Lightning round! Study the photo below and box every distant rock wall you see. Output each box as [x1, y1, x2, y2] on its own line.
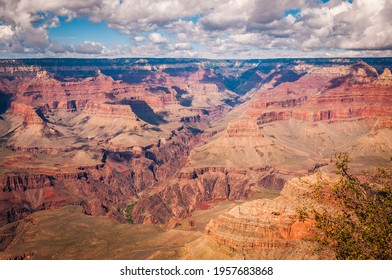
[251, 63, 392, 129]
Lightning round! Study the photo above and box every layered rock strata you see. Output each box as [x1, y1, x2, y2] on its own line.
[181, 175, 335, 259]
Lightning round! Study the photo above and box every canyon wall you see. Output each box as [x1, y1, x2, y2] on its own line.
[0, 58, 391, 230]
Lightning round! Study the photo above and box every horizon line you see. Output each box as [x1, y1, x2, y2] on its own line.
[1, 56, 392, 61]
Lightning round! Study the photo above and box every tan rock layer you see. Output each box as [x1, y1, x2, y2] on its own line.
[202, 176, 319, 253]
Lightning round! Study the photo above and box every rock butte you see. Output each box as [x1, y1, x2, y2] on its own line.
[0, 58, 391, 259]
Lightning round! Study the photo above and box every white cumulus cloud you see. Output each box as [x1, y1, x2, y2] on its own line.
[0, 0, 391, 58]
[148, 32, 167, 43]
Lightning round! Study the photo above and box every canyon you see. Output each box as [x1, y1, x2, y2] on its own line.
[0, 58, 391, 259]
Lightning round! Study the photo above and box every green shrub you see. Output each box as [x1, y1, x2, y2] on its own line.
[123, 202, 137, 224]
[303, 153, 392, 259]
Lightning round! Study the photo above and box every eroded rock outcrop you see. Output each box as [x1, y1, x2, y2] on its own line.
[132, 167, 291, 224]
[225, 118, 263, 138]
[9, 103, 46, 127]
[205, 176, 315, 248]
[181, 174, 335, 259]
[82, 101, 137, 120]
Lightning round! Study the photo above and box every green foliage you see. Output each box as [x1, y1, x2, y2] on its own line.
[122, 202, 137, 224]
[310, 153, 392, 260]
[297, 206, 309, 222]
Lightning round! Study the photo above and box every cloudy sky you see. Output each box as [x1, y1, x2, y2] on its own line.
[0, 0, 391, 58]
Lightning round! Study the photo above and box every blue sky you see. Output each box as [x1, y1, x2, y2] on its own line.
[49, 17, 129, 45]
[0, 0, 391, 58]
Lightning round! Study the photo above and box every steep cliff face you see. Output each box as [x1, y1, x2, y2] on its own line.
[81, 101, 138, 120]
[251, 62, 392, 124]
[0, 173, 78, 226]
[180, 174, 335, 259]
[8, 65, 234, 112]
[16, 70, 123, 106]
[205, 176, 315, 247]
[225, 118, 263, 138]
[132, 166, 292, 224]
[9, 103, 47, 127]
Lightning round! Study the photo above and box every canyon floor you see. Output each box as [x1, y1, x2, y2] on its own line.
[0, 58, 391, 259]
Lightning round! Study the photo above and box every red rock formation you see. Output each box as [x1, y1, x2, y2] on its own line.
[225, 118, 263, 137]
[0, 126, 208, 226]
[0, 173, 78, 226]
[82, 101, 137, 120]
[249, 62, 392, 129]
[9, 102, 46, 127]
[377, 68, 392, 85]
[132, 166, 292, 224]
[188, 83, 219, 95]
[180, 115, 201, 123]
[203, 175, 320, 252]
[15, 70, 127, 108]
[11, 69, 179, 112]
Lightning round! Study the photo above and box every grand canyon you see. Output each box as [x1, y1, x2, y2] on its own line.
[0, 57, 391, 259]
